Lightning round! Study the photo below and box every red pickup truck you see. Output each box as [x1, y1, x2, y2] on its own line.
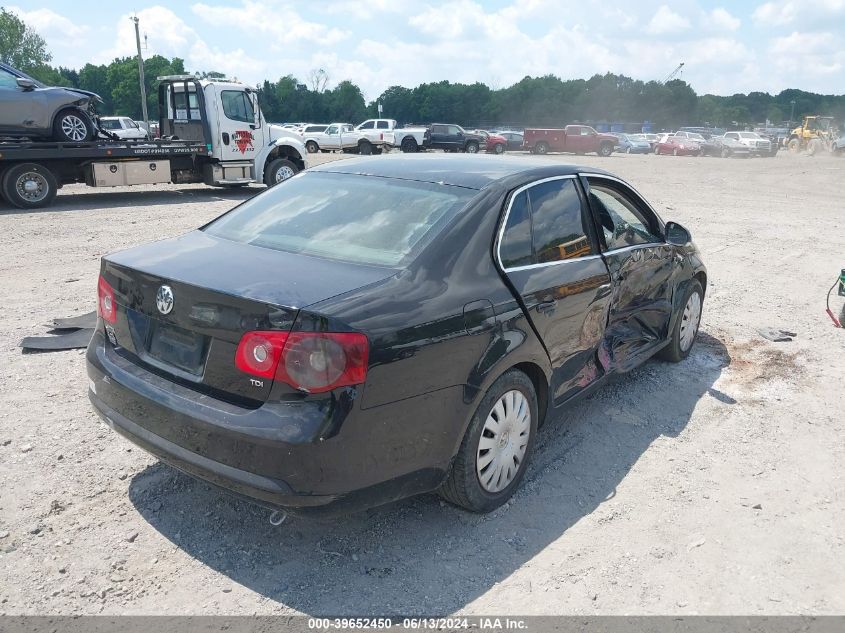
[524, 125, 616, 157]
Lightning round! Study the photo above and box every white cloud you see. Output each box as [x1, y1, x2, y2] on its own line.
[752, 0, 845, 27]
[646, 5, 691, 34]
[96, 6, 266, 83]
[767, 31, 843, 76]
[7, 6, 88, 39]
[708, 8, 741, 30]
[7, 5, 90, 67]
[191, 1, 349, 44]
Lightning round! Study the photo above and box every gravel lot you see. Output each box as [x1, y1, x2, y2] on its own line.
[1, 150, 843, 615]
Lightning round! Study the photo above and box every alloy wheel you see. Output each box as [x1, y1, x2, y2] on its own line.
[61, 114, 87, 141]
[476, 390, 531, 493]
[679, 291, 702, 352]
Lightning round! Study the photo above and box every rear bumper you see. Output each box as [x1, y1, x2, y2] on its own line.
[86, 331, 461, 516]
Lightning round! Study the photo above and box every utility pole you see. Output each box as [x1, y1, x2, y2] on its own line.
[131, 16, 149, 126]
[790, 100, 796, 124]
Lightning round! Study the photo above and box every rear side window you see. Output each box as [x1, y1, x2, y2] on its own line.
[376, 120, 389, 129]
[204, 172, 475, 267]
[499, 192, 532, 268]
[529, 179, 594, 263]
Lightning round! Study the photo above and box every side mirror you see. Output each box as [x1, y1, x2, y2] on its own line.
[665, 221, 692, 246]
[16, 77, 35, 90]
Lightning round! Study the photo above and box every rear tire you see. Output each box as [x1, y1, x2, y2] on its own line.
[401, 137, 418, 153]
[465, 141, 479, 154]
[534, 142, 549, 155]
[1, 162, 58, 209]
[263, 158, 299, 187]
[52, 108, 94, 143]
[598, 143, 613, 157]
[439, 370, 538, 513]
[358, 141, 373, 155]
[658, 279, 704, 363]
[721, 147, 731, 158]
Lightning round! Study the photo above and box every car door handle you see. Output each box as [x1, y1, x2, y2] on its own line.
[535, 300, 556, 314]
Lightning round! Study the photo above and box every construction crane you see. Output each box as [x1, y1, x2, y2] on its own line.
[661, 62, 684, 84]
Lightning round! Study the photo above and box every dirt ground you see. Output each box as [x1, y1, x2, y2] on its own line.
[0, 150, 843, 616]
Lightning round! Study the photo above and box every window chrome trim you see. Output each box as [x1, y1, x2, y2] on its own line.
[495, 175, 586, 273]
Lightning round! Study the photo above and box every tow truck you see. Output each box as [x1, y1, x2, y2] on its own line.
[0, 75, 309, 209]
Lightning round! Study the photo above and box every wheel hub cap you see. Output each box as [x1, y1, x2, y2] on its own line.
[476, 390, 530, 493]
[275, 167, 294, 182]
[17, 173, 48, 202]
[679, 291, 702, 352]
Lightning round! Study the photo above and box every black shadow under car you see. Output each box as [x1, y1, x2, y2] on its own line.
[87, 155, 706, 517]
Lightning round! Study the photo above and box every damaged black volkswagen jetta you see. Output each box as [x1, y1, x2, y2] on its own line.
[87, 154, 706, 517]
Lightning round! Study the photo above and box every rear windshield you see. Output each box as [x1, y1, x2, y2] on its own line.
[204, 172, 475, 267]
[100, 119, 121, 130]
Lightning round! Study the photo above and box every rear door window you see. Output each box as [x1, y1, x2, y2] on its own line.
[376, 120, 389, 129]
[528, 179, 594, 262]
[499, 178, 595, 269]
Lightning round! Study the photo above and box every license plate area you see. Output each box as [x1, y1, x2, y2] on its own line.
[146, 320, 207, 376]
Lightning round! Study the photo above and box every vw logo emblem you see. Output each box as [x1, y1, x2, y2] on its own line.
[156, 285, 174, 315]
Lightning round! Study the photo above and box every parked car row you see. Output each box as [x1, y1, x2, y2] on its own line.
[628, 129, 778, 158]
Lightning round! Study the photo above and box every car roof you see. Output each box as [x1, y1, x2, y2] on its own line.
[308, 154, 612, 190]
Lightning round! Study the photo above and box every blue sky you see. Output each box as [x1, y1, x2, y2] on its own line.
[10, 0, 845, 100]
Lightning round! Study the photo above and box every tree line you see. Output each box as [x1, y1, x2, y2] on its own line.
[3, 7, 844, 130]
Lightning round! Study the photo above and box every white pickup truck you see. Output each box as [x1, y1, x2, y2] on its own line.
[301, 119, 393, 155]
[383, 126, 429, 153]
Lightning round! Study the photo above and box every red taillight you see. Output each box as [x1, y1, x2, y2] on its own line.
[235, 331, 290, 379]
[235, 331, 369, 394]
[97, 275, 116, 324]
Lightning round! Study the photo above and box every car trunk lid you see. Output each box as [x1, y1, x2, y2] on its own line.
[101, 230, 395, 406]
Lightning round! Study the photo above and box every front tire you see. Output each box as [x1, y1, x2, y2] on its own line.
[305, 141, 318, 153]
[263, 158, 299, 187]
[53, 108, 94, 143]
[658, 279, 704, 362]
[440, 370, 538, 513]
[494, 143, 504, 154]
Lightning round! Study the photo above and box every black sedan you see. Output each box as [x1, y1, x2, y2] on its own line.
[87, 155, 706, 517]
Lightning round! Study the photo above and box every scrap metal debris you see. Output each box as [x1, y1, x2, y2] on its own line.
[757, 328, 797, 342]
[21, 310, 96, 352]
